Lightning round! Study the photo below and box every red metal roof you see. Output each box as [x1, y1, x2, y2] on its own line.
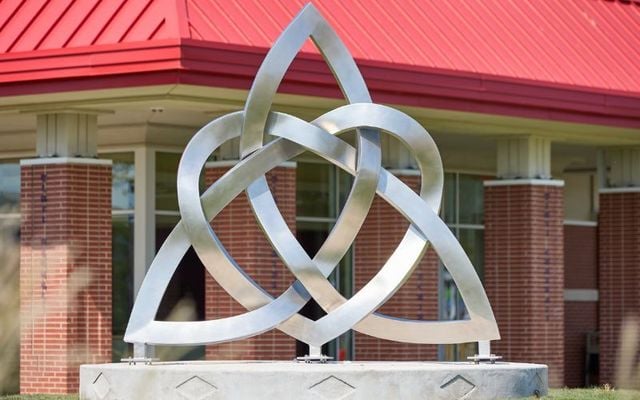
[183, 0, 640, 96]
[1, 0, 640, 128]
[0, 0, 180, 51]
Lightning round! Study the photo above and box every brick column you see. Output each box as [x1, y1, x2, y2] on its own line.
[598, 189, 640, 385]
[204, 162, 296, 360]
[563, 223, 599, 388]
[598, 148, 640, 386]
[484, 180, 565, 387]
[353, 173, 439, 360]
[20, 158, 112, 394]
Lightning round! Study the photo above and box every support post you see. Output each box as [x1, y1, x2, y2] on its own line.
[598, 147, 640, 386]
[484, 136, 565, 386]
[20, 112, 112, 394]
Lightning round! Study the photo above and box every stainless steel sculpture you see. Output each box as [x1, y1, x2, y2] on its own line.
[124, 4, 500, 351]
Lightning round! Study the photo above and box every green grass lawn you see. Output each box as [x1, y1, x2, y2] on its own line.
[3, 388, 640, 399]
[0, 396, 77, 400]
[542, 389, 640, 400]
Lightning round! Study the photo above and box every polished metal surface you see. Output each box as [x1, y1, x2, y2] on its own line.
[124, 3, 500, 349]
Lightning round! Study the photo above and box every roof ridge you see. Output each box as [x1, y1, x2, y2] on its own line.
[169, 0, 191, 39]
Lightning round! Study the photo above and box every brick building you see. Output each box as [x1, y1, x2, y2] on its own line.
[0, 0, 639, 394]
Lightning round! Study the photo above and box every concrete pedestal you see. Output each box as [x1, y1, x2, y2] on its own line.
[80, 361, 547, 400]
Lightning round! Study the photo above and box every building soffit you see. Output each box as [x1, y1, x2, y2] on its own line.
[1, 85, 640, 152]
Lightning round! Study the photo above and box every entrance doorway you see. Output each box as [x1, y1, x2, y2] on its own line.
[295, 160, 354, 360]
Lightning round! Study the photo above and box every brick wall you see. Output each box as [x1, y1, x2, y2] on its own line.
[20, 161, 112, 394]
[598, 192, 640, 385]
[564, 224, 599, 387]
[204, 165, 297, 360]
[565, 301, 598, 387]
[484, 183, 565, 387]
[564, 225, 598, 290]
[353, 174, 439, 360]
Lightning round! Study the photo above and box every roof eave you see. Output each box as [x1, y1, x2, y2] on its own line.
[1, 39, 640, 129]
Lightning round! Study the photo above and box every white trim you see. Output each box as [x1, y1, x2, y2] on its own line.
[205, 160, 238, 168]
[296, 216, 336, 223]
[155, 210, 180, 217]
[453, 223, 485, 230]
[564, 220, 598, 227]
[19, 107, 113, 115]
[99, 145, 145, 154]
[0, 151, 36, 160]
[112, 209, 135, 216]
[388, 168, 420, 176]
[144, 145, 185, 153]
[564, 289, 599, 302]
[443, 168, 495, 177]
[205, 160, 296, 169]
[20, 157, 112, 166]
[599, 187, 640, 194]
[0, 213, 20, 219]
[483, 179, 564, 187]
[133, 147, 155, 297]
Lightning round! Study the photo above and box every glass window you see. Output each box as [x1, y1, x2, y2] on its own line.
[101, 152, 136, 361]
[0, 158, 20, 393]
[296, 161, 353, 360]
[443, 172, 456, 224]
[154, 152, 207, 360]
[458, 174, 484, 225]
[0, 160, 20, 213]
[156, 152, 181, 211]
[459, 229, 484, 283]
[439, 172, 487, 361]
[111, 214, 134, 361]
[297, 220, 334, 257]
[296, 162, 337, 218]
[155, 214, 205, 361]
[110, 153, 135, 211]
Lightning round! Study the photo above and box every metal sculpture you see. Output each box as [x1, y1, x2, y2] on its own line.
[124, 4, 500, 352]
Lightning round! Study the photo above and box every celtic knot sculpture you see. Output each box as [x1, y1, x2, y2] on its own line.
[125, 4, 500, 349]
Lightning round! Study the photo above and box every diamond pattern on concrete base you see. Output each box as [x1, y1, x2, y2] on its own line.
[528, 371, 545, 397]
[92, 373, 110, 400]
[440, 374, 476, 399]
[308, 375, 355, 399]
[175, 376, 218, 400]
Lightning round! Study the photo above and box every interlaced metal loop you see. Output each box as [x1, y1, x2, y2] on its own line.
[125, 4, 499, 347]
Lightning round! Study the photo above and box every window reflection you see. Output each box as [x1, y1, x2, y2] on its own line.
[0, 160, 20, 212]
[296, 161, 353, 361]
[439, 173, 487, 361]
[296, 162, 337, 218]
[154, 156, 205, 361]
[111, 214, 134, 361]
[0, 158, 20, 394]
[459, 174, 484, 225]
[101, 152, 136, 361]
[111, 153, 135, 210]
[156, 152, 181, 211]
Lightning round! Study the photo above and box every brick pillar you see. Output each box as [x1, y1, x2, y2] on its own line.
[598, 190, 640, 385]
[20, 158, 112, 394]
[204, 162, 296, 360]
[353, 173, 439, 360]
[484, 181, 565, 387]
[563, 223, 599, 388]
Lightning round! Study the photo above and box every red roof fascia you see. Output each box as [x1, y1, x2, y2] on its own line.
[179, 40, 640, 129]
[0, 39, 182, 85]
[1, 39, 640, 130]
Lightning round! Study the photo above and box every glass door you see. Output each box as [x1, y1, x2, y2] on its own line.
[295, 160, 354, 360]
[439, 172, 486, 361]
